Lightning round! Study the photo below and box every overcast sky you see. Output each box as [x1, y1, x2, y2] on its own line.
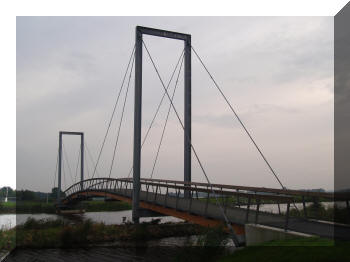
[15, 16, 333, 192]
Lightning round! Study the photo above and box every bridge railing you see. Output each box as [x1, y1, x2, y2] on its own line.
[139, 178, 350, 220]
[62, 177, 295, 229]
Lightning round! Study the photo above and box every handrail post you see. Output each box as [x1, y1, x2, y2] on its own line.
[188, 187, 193, 212]
[245, 197, 251, 222]
[153, 184, 159, 204]
[302, 196, 307, 218]
[285, 202, 290, 231]
[164, 185, 169, 207]
[175, 189, 180, 210]
[204, 190, 210, 217]
[146, 184, 150, 202]
[255, 198, 260, 224]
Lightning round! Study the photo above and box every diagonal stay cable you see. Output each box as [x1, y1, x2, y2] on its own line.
[74, 147, 81, 184]
[150, 55, 184, 179]
[126, 50, 185, 178]
[191, 46, 302, 213]
[191, 46, 285, 189]
[84, 147, 91, 180]
[85, 141, 100, 178]
[62, 152, 67, 191]
[62, 142, 74, 185]
[109, 55, 135, 178]
[142, 40, 240, 246]
[92, 45, 136, 179]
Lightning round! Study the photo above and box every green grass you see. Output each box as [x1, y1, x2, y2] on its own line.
[0, 227, 16, 251]
[174, 226, 230, 262]
[219, 238, 350, 262]
[260, 237, 334, 246]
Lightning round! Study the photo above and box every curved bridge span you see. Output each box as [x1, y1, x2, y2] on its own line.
[61, 178, 350, 244]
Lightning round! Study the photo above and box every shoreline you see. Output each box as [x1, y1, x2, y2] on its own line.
[0, 218, 205, 251]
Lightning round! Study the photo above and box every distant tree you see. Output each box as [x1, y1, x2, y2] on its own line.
[16, 190, 36, 201]
[0, 187, 15, 198]
[50, 187, 65, 200]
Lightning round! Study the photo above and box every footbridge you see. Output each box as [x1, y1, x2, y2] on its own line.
[61, 177, 350, 245]
[53, 26, 350, 246]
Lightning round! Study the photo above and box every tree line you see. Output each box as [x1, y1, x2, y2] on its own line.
[0, 187, 65, 201]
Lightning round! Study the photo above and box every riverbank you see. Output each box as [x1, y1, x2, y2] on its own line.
[2, 218, 350, 261]
[0, 218, 204, 251]
[0, 200, 131, 214]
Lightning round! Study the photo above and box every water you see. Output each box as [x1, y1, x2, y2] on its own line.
[0, 210, 183, 230]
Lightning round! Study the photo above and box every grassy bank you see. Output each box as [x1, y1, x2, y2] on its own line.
[0, 200, 131, 214]
[288, 203, 350, 224]
[174, 237, 350, 262]
[2, 219, 349, 262]
[0, 218, 204, 251]
[218, 238, 350, 262]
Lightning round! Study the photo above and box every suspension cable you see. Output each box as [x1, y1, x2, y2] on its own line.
[92, 45, 136, 179]
[109, 54, 135, 178]
[150, 55, 184, 179]
[142, 40, 240, 245]
[126, 50, 185, 178]
[191, 46, 285, 189]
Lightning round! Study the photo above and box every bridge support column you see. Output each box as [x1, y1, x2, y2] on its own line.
[132, 27, 143, 224]
[132, 26, 192, 222]
[184, 34, 192, 199]
[80, 133, 84, 191]
[57, 132, 63, 205]
[56, 131, 84, 206]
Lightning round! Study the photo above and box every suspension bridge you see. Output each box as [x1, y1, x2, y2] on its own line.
[53, 26, 350, 246]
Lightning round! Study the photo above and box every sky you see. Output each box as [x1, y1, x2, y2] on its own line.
[15, 16, 334, 192]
